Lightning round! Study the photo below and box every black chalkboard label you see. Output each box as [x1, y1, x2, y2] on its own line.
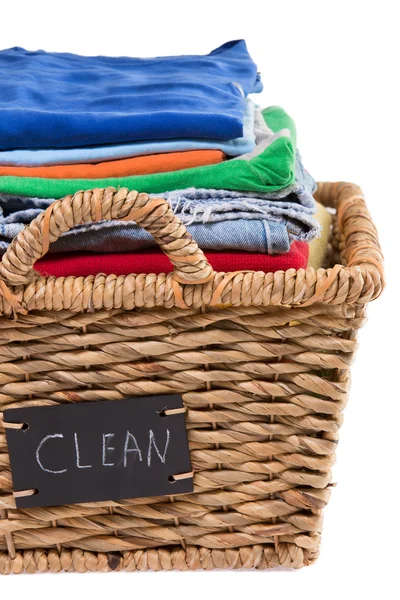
[4, 395, 193, 508]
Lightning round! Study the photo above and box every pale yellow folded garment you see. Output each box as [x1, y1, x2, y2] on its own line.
[308, 202, 333, 269]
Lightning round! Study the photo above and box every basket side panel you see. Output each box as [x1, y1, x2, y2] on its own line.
[0, 300, 365, 573]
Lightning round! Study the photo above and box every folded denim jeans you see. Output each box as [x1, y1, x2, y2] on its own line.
[0, 153, 318, 255]
[0, 211, 314, 255]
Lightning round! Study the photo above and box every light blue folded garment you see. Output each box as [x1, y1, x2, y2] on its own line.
[0, 100, 257, 166]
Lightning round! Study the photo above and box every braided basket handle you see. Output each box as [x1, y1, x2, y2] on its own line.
[0, 187, 214, 287]
[314, 181, 384, 283]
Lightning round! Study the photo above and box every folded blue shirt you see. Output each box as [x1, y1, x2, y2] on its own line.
[0, 100, 256, 166]
[0, 40, 262, 150]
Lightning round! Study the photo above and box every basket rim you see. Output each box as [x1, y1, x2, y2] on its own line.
[0, 182, 384, 316]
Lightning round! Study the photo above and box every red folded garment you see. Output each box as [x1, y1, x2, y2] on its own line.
[36, 242, 309, 277]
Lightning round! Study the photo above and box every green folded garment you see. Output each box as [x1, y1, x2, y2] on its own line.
[0, 107, 296, 199]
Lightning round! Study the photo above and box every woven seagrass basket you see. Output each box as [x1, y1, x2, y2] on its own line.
[0, 181, 384, 574]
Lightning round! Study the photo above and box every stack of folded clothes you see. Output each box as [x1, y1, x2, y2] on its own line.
[0, 41, 331, 277]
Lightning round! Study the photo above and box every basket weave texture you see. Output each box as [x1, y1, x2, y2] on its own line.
[0, 182, 384, 573]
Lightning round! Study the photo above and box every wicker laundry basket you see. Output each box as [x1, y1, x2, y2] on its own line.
[0, 181, 384, 574]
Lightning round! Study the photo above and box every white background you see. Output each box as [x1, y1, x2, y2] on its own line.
[2, 0, 399, 597]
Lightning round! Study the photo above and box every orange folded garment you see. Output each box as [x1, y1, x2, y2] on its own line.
[0, 149, 225, 179]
